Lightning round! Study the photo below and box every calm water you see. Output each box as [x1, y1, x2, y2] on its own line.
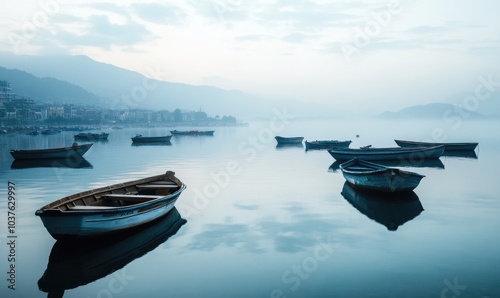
[1, 118, 499, 298]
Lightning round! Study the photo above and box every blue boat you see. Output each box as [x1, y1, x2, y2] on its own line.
[305, 140, 351, 150]
[35, 171, 186, 240]
[131, 134, 172, 143]
[339, 158, 425, 192]
[328, 145, 445, 161]
[275, 136, 304, 145]
[394, 139, 478, 151]
[10, 143, 93, 160]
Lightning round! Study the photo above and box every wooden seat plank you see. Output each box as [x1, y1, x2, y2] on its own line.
[104, 194, 163, 200]
[136, 184, 178, 189]
[69, 205, 119, 210]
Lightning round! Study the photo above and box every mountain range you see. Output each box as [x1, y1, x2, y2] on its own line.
[0, 52, 498, 119]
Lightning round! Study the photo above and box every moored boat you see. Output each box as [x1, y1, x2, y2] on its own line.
[305, 140, 352, 150]
[275, 136, 304, 144]
[328, 145, 444, 161]
[394, 139, 478, 151]
[10, 143, 93, 160]
[170, 130, 214, 136]
[35, 171, 186, 240]
[74, 132, 109, 141]
[131, 134, 172, 143]
[339, 158, 425, 192]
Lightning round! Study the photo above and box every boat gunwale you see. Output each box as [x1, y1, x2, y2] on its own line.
[340, 159, 425, 178]
[329, 145, 444, 155]
[35, 172, 185, 215]
[10, 143, 93, 154]
[394, 139, 478, 150]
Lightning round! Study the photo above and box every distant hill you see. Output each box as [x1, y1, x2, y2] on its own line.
[378, 103, 490, 119]
[0, 53, 265, 118]
[0, 67, 101, 105]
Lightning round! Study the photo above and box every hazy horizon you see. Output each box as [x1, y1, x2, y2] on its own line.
[1, 1, 500, 115]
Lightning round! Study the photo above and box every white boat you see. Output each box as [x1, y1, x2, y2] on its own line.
[35, 171, 186, 240]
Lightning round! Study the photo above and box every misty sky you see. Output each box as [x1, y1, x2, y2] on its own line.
[1, 0, 499, 113]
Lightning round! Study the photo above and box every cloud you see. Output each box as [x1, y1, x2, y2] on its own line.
[45, 13, 155, 49]
[131, 3, 187, 25]
[406, 25, 449, 34]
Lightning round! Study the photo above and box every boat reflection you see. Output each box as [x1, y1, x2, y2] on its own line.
[442, 150, 478, 159]
[329, 158, 444, 172]
[276, 143, 304, 150]
[11, 157, 93, 169]
[38, 208, 187, 298]
[340, 183, 424, 231]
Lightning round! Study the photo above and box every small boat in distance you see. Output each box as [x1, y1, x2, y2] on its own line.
[131, 134, 172, 143]
[41, 129, 61, 135]
[74, 132, 109, 141]
[275, 136, 304, 145]
[305, 140, 352, 151]
[10, 143, 93, 160]
[35, 171, 186, 240]
[394, 139, 478, 151]
[328, 145, 444, 161]
[339, 158, 425, 192]
[170, 130, 214, 136]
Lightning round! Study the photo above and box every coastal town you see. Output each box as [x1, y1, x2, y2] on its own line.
[0, 80, 243, 133]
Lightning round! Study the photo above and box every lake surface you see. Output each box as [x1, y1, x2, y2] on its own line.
[1, 118, 499, 298]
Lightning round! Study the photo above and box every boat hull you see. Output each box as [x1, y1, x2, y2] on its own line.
[305, 140, 351, 150]
[328, 145, 444, 161]
[340, 159, 425, 192]
[37, 193, 182, 240]
[9, 143, 93, 160]
[170, 130, 214, 136]
[394, 139, 478, 151]
[131, 135, 172, 143]
[275, 136, 304, 144]
[74, 133, 109, 140]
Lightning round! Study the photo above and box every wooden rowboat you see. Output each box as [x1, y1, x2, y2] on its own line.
[35, 171, 186, 240]
[170, 130, 214, 136]
[131, 134, 172, 143]
[275, 136, 304, 144]
[74, 132, 109, 141]
[394, 139, 478, 151]
[305, 140, 352, 151]
[10, 143, 93, 160]
[339, 158, 425, 192]
[328, 145, 444, 161]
